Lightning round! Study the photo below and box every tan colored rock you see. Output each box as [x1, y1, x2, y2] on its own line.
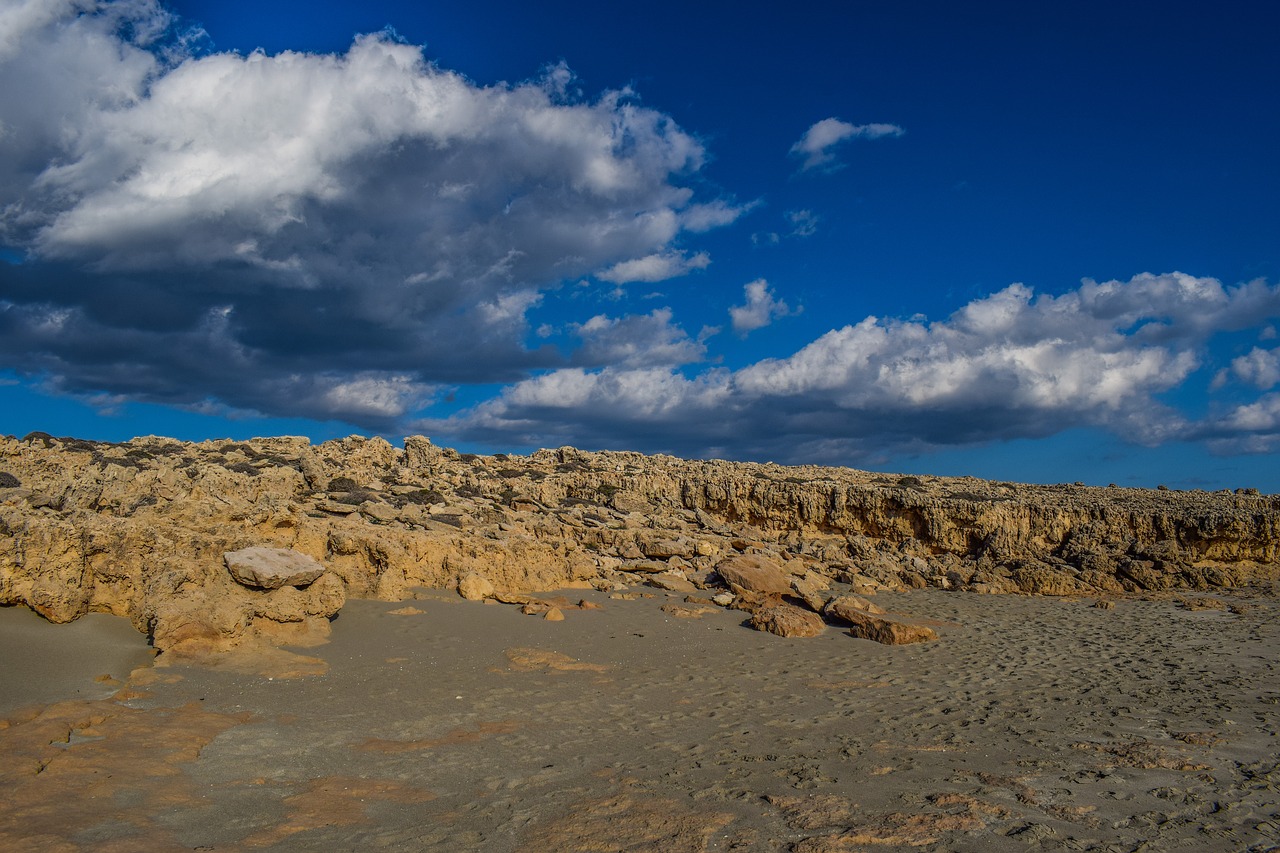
[457, 573, 495, 601]
[844, 611, 938, 645]
[693, 539, 721, 558]
[715, 554, 792, 595]
[647, 574, 698, 592]
[544, 607, 565, 621]
[750, 603, 826, 638]
[790, 577, 830, 612]
[824, 594, 887, 621]
[624, 561, 672, 574]
[661, 603, 717, 619]
[224, 547, 325, 590]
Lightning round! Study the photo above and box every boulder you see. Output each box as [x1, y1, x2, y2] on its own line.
[749, 603, 826, 638]
[823, 594, 887, 621]
[844, 610, 937, 645]
[457, 573, 496, 600]
[715, 554, 792, 595]
[224, 547, 325, 590]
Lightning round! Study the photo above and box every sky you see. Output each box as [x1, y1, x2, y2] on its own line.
[1, 0, 1278, 491]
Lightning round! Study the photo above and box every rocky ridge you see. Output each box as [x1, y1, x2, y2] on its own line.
[1, 432, 1277, 655]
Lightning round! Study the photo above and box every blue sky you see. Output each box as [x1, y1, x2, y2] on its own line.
[1, 0, 1278, 490]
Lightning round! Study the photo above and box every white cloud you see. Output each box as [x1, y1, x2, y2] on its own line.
[570, 307, 705, 367]
[432, 273, 1280, 462]
[680, 198, 757, 233]
[321, 374, 432, 419]
[1227, 347, 1280, 390]
[729, 279, 799, 335]
[596, 250, 710, 284]
[1202, 393, 1280, 455]
[786, 209, 819, 237]
[0, 2, 737, 426]
[790, 117, 903, 171]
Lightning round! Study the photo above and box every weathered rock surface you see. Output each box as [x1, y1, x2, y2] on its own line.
[1, 431, 1277, 654]
[456, 573, 495, 601]
[749, 603, 826, 638]
[715, 554, 793, 595]
[844, 611, 939, 645]
[824, 594, 887, 620]
[224, 546, 325, 590]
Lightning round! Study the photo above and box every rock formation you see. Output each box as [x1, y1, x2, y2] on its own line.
[1, 431, 1277, 653]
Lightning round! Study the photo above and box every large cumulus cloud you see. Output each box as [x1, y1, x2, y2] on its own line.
[0, 0, 739, 426]
[427, 273, 1280, 462]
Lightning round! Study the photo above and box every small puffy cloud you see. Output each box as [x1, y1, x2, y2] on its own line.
[786, 209, 819, 237]
[570, 307, 705, 368]
[1200, 393, 1280, 455]
[596, 250, 710, 284]
[434, 273, 1280, 463]
[753, 210, 818, 246]
[729, 279, 799, 336]
[1226, 347, 1280, 390]
[790, 117, 903, 172]
[680, 198, 757, 233]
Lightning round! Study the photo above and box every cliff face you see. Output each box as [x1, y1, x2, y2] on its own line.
[1, 432, 1277, 650]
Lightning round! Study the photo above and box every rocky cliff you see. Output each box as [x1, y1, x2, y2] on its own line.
[1, 432, 1277, 653]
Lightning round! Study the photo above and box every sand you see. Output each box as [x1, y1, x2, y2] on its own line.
[2, 586, 1278, 851]
[0, 606, 156, 715]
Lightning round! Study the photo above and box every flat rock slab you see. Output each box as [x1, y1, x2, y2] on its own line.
[844, 610, 938, 645]
[224, 546, 325, 590]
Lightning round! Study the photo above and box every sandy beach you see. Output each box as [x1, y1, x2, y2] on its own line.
[3, 583, 1278, 852]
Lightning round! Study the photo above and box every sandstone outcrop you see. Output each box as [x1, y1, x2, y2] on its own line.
[1, 431, 1277, 654]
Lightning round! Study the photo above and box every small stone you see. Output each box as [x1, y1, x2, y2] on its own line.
[712, 592, 735, 607]
[358, 500, 399, 523]
[544, 607, 565, 621]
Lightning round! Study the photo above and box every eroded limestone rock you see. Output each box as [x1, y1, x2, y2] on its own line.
[1, 432, 1276, 660]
